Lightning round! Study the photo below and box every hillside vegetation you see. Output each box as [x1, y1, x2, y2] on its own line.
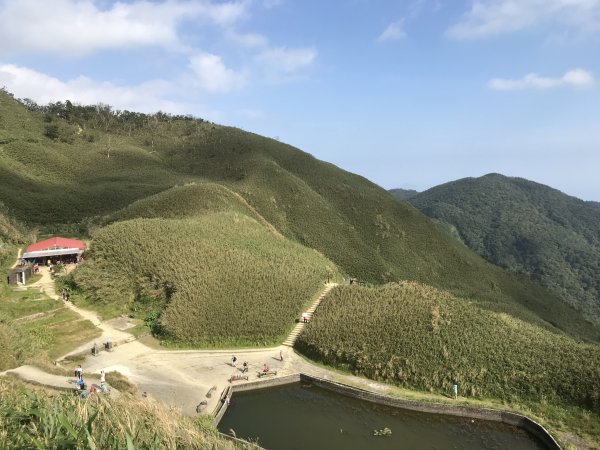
[72, 213, 335, 347]
[0, 90, 599, 344]
[406, 174, 600, 323]
[297, 282, 600, 411]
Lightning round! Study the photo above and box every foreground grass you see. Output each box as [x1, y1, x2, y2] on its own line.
[0, 378, 243, 449]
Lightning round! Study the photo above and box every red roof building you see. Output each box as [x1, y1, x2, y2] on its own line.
[26, 237, 86, 253]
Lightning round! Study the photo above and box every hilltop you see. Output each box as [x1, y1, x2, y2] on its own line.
[404, 174, 600, 324]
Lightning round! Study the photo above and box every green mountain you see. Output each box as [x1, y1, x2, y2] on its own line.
[405, 173, 600, 323]
[389, 188, 419, 200]
[0, 91, 599, 344]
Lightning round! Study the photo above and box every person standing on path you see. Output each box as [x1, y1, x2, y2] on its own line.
[100, 370, 105, 384]
[231, 356, 237, 368]
[302, 312, 308, 323]
[279, 350, 283, 362]
[75, 365, 83, 379]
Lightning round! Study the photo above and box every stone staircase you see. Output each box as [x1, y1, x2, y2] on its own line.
[282, 282, 337, 347]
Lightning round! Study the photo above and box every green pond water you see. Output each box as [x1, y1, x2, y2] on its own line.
[217, 383, 548, 450]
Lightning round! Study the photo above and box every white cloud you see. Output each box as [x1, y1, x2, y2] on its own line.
[189, 52, 247, 93]
[448, 0, 600, 39]
[488, 68, 595, 90]
[255, 47, 317, 76]
[378, 20, 407, 42]
[0, 63, 187, 113]
[0, 0, 250, 56]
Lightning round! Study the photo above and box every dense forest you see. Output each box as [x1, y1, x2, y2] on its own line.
[404, 174, 600, 324]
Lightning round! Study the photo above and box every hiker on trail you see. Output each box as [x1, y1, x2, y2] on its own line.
[453, 384, 458, 400]
[100, 370, 105, 383]
[231, 356, 237, 368]
[75, 365, 83, 379]
[242, 361, 248, 373]
[302, 312, 308, 323]
[263, 363, 269, 373]
[279, 350, 283, 362]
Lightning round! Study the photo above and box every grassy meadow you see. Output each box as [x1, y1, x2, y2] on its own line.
[0, 284, 101, 368]
[297, 282, 600, 411]
[72, 213, 336, 347]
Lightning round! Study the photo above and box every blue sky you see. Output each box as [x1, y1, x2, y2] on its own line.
[1, 0, 599, 200]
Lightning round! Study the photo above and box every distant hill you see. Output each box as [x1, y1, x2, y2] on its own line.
[1, 90, 599, 345]
[389, 188, 419, 200]
[407, 173, 600, 323]
[587, 201, 600, 209]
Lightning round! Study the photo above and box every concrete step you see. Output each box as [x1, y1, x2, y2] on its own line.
[281, 282, 338, 347]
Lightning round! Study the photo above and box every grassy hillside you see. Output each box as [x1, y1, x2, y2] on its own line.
[297, 282, 600, 411]
[0, 91, 187, 228]
[72, 213, 335, 347]
[407, 173, 600, 323]
[1, 91, 599, 345]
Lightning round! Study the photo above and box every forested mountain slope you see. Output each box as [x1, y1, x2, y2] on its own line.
[406, 174, 600, 323]
[389, 188, 419, 200]
[0, 90, 598, 342]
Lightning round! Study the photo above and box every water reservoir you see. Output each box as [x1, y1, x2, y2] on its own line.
[218, 382, 550, 450]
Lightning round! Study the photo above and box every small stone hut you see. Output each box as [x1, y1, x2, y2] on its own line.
[8, 266, 32, 285]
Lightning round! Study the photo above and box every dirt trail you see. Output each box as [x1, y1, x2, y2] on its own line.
[13, 266, 136, 358]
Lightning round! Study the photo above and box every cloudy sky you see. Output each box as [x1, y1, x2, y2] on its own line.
[1, 0, 599, 200]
